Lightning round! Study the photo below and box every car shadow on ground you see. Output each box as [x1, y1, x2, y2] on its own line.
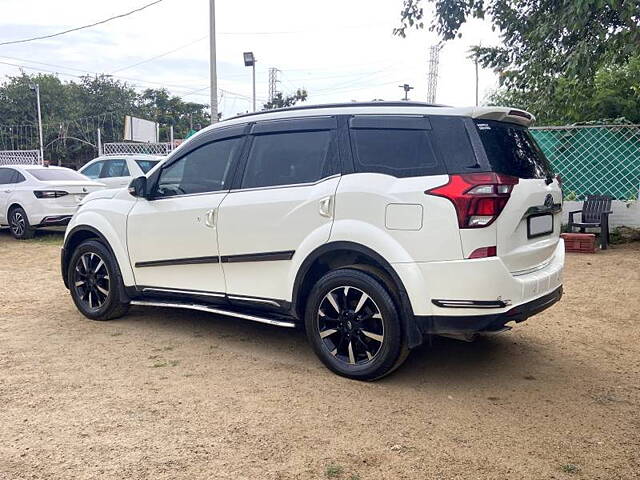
[121, 304, 555, 388]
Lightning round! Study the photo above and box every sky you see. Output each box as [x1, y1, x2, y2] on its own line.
[0, 0, 502, 120]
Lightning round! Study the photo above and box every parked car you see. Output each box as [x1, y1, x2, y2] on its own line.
[0, 165, 105, 239]
[61, 102, 564, 380]
[78, 155, 163, 189]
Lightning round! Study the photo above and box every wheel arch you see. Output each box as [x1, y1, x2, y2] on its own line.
[62, 225, 130, 304]
[291, 241, 423, 349]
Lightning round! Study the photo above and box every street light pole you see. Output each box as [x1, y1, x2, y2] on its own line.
[243, 52, 257, 112]
[252, 62, 256, 112]
[209, 0, 218, 123]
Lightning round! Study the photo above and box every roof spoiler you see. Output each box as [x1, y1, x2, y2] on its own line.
[471, 107, 536, 127]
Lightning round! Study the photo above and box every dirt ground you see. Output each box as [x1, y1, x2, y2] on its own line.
[0, 229, 639, 480]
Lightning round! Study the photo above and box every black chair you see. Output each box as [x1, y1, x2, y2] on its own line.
[567, 195, 613, 249]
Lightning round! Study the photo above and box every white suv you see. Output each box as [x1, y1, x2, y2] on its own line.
[61, 102, 564, 380]
[79, 155, 163, 189]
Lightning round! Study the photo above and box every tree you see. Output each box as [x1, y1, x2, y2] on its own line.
[489, 54, 640, 125]
[0, 73, 210, 167]
[395, 0, 640, 93]
[262, 88, 308, 110]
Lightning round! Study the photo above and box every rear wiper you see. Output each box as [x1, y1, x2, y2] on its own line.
[544, 174, 553, 185]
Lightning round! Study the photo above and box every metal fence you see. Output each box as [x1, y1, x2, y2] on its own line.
[103, 142, 172, 156]
[531, 125, 640, 200]
[0, 150, 42, 165]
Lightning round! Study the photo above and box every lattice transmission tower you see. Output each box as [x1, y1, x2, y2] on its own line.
[268, 68, 281, 103]
[426, 45, 442, 104]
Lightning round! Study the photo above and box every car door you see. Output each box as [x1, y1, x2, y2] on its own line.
[126, 125, 246, 297]
[99, 158, 131, 188]
[0, 167, 16, 223]
[216, 116, 342, 307]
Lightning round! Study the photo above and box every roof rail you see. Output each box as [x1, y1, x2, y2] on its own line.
[223, 101, 450, 122]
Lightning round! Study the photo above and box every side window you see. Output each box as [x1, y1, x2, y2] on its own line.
[81, 161, 104, 179]
[350, 128, 441, 178]
[100, 159, 129, 178]
[241, 130, 338, 189]
[155, 137, 241, 197]
[0, 168, 14, 184]
[12, 171, 26, 183]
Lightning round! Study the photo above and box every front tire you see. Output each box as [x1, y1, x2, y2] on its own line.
[304, 268, 408, 381]
[9, 206, 35, 240]
[68, 239, 129, 321]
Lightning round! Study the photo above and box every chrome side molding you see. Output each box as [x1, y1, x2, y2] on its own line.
[130, 300, 296, 328]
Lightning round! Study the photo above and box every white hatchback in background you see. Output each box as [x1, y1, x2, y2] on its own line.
[0, 165, 104, 239]
[79, 155, 163, 189]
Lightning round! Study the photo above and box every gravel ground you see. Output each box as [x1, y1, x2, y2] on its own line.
[1, 229, 639, 480]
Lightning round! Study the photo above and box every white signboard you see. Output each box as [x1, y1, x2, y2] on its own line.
[123, 115, 158, 143]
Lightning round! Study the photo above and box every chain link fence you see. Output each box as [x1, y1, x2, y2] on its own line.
[531, 125, 640, 200]
[103, 142, 172, 156]
[0, 150, 42, 165]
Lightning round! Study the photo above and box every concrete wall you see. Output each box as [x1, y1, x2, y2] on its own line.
[561, 200, 640, 228]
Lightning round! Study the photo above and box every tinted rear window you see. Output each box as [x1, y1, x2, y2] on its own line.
[351, 128, 442, 178]
[136, 159, 160, 173]
[475, 120, 553, 179]
[28, 169, 88, 181]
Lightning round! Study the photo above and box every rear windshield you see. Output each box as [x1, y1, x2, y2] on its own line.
[136, 159, 160, 173]
[475, 120, 553, 179]
[28, 168, 89, 182]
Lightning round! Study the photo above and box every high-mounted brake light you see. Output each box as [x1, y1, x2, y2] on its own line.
[425, 173, 519, 228]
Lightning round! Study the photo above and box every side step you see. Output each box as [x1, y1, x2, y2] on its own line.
[130, 300, 297, 328]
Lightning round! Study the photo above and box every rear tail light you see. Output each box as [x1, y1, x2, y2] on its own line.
[425, 173, 519, 228]
[34, 190, 68, 199]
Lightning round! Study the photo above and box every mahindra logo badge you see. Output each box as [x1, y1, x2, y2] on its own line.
[82, 187, 87, 193]
[544, 194, 554, 208]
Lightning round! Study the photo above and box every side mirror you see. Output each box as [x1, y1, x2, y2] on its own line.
[128, 176, 148, 198]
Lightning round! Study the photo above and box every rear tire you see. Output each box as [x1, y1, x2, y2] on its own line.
[68, 239, 129, 321]
[9, 206, 35, 240]
[304, 268, 409, 381]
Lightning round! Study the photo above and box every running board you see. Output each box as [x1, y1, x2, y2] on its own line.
[130, 300, 297, 328]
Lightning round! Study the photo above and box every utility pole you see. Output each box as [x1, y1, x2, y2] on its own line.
[474, 55, 479, 106]
[29, 83, 44, 165]
[209, 0, 218, 123]
[268, 67, 280, 103]
[399, 83, 414, 101]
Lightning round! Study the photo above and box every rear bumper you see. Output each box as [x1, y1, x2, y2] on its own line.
[416, 285, 563, 335]
[393, 240, 564, 317]
[37, 215, 73, 227]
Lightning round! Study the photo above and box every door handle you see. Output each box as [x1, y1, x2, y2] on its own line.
[204, 208, 217, 228]
[319, 195, 333, 218]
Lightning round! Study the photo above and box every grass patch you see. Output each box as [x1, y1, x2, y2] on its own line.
[152, 361, 168, 368]
[561, 463, 579, 474]
[25, 232, 64, 246]
[325, 464, 343, 478]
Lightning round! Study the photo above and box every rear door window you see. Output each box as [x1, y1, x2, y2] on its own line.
[100, 159, 130, 178]
[241, 129, 339, 189]
[474, 119, 553, 179]
[349, 115, 444, 178]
